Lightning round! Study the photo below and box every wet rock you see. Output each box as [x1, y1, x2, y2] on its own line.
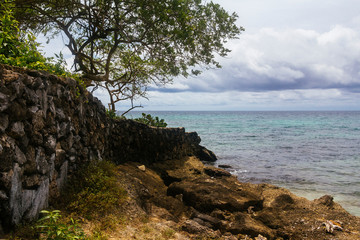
[218, 164, 232, 169]
[196, 145, 217, 162]
[204, 166, 232, 177]
[314, 195, 334, 207]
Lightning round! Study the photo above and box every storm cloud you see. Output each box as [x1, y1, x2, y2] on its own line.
[152, 25, 360, 94]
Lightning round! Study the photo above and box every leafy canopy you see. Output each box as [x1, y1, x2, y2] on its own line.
[13, 0, 244, 112]
[0, 0, 69, 76]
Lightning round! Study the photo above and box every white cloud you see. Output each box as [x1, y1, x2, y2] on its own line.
[164, 25, 360, 94]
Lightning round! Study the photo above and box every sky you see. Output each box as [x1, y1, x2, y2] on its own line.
[42, 0, 360, 111]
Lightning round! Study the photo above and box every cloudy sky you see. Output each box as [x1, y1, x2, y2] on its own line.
[44, 0, 360, 111]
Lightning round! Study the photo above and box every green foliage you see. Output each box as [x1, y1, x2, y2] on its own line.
[134, 113, 168, 127]
[0, 1, 85, 92]
[161, 228, 176, 238]
[13, 0, 243, 111]
[65, 160, 127, 220]
[36, 210, 87, 240]
[105, 109, 125, 120]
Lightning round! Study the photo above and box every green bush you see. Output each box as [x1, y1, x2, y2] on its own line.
[134, 113, 167, 127]
[36, 210, 87, 240]
[0, 1, 83, 86]
[65, 160, 127, 220]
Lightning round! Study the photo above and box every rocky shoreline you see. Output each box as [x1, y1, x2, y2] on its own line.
[1, 64, 360, 239]
[114, 156, 360, 240]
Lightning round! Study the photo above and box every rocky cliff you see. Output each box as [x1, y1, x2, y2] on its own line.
[0, 64, 211, 234]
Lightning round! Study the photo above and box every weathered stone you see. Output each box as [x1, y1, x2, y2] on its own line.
[168, 178, 263, 213]
[314, 195, 334, 207]
[9, 164, 22, 225]
[196, 145, 217, 162]
[10, 80, 25, 98]
[24, 146, 36, 174]
[9, 122, 25, 139]
[8, 101, 27, 121]
[226, 213, 275, 239]
[218, 164, 232, 169]
[0, 136, 15, 172]
[0, 114, 9, 133]
[271, 194, 294, 209]
[32, 111, 45, 132]
[204, 166, 232, 178]
[55, 108, 66, 121]
[23, 179, 49, 221]
[14, 146, 26, 165]
[0, 190, 8, 201]
[35, 89, 48, 114]
[44, 135, 56, 154]
[57, 122, 70, 139]
[0, 92, 10, 112]
[35, 148, 48, 175]
[23, 174, 42, 189]
[56, 161, 68, 192]
[182, 219, 210, 234]
[23, 88, 39, 105]
[55, 148, 66, 168]
[193, 212, 221, 228]
[31, 132, 43, 145]
[28, 106, 39, 115]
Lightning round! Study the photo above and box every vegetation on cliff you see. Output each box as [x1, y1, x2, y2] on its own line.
[0, 1, 67, 77]
[8, 160, 128, 239]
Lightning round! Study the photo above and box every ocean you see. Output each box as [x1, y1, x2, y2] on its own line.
[128, 111, 360, 216]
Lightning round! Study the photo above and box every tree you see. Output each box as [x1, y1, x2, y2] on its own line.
[0, 0, 69, 75]
[12, 0, 244, 113]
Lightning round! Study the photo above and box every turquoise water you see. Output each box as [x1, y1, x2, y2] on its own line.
[128, 111, 360, 216]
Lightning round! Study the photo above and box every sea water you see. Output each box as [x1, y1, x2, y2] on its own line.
[128, 111, 360, 216]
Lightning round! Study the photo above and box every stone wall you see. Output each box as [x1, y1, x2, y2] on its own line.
[0, 64, 207, 233]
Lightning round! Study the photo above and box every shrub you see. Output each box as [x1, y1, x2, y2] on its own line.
[0, 1, 84, 88]
[134, 113, 168, 127]
[65, 160, 127, 220]
[36, 210, 87, 240]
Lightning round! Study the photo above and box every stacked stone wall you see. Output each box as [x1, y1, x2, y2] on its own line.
[0, 64, 202, 232]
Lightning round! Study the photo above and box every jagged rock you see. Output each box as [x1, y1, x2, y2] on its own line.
[168, 178, 263, 213]
[0, 114, 9, 133]
[182, 219, 211, 234]
[218, 164, 232, 169]
[204, 166, 232, 177]
[225, 212, 275, 238]
[0, 92, 10, 112]
[9, 122, 25, 139]
[271, 194, 294, 209]
[196, 145, 217, 162]
[14, 146, 26, 165]
[314, 195, 334, 207]
[44, 135, 56, 154]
